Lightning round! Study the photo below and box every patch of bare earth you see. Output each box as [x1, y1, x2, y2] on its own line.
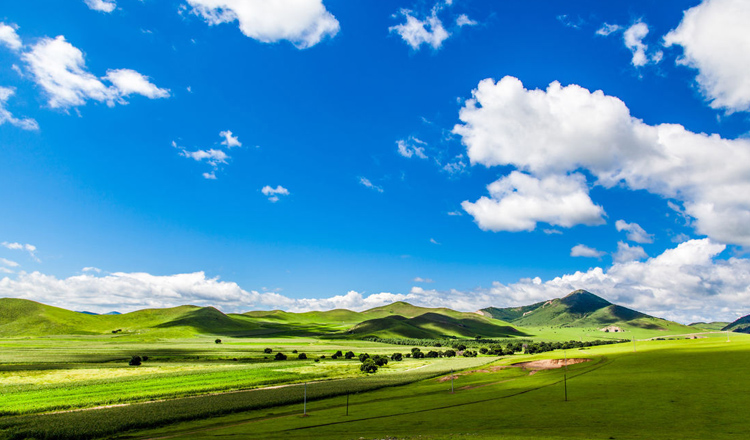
[512, 358, 590, 375]
[436, 366, 508, 383]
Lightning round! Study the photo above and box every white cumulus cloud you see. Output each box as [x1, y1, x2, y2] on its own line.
[613, 241, 648, 263]
[219, 130, 241, 148]
[595, 23, 621, 37]
[396, 137, 427, 159]
[461, 172, 606, 232]
[623, 21, 662, 67]
[453, 76, 750, 246]
[2, 242, 38, 261]
[23, 36, 168, 109]
[0, 258, 19, 268]
[180, 148, 228, 166]
[390, 2, 450, 51]
[0, 22, 22, 51]
[0, 87, 39, 131]
[571, 244, 605, 258]
[664, 0, 750, 113]
[103, 69, 170, 100]
[261, 185, 290, 202]
[186, 0, 340, 49]
[615, 220, 654, 243]
[0, 240, 747, 322]
[84, 0, 116, 13]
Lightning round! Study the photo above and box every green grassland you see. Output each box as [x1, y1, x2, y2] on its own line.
[0, 295, 744, 440]
[115, 333, 750, 440]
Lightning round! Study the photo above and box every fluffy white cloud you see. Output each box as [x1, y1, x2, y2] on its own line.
[1, 240, 747, 322]
[0, 87, 39, 131]
[0, 22, 22, 51]
[454, 76, 750, 246]
[219, 130, 241, 148]
[455, 14, 477, 28]
[261, 185, 290, 202]
[664, 0, 750, 112]
[180, 148, 228, 166]
[103, 69, 170, 100]
[84, 0, 116, 13]
[0, 258, 19, 268]
[615, 219, 654, 243]
[23, 36, 168, 109]
[0, 271, 409, 314]
[461, 172, 605, 232]
[410, 239, 749, 323]
[390, 3, 450, 50]
[186, 0, 339, 49]
[613, 241, 648, 263]
[2, 242, 38, 261]
[596, 23, 621, 37]
[413, 277, 434, 283]
[358, 177, 383, 193]
[570, 244, 605, 258]
[623, 21, 662, 67]
[82, 266, 101, 273]
[396, 137, 427, 159]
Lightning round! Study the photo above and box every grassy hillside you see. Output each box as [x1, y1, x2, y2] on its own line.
[0, 298, 255, 337]
[689, 321, 730, 331]
[480, 290, 692, 335]
[723, 314, 750, 333]
[349, 310, 524, 339]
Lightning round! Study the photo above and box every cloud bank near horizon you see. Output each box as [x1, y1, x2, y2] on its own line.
[2, 239, 747, 324]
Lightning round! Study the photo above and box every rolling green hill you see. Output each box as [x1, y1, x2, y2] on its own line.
[480, 290, 692, 334]
[349, 309, 524, 339]
[723, 314, 750, 333]
[689, 321, 730, 331]
[0, 298, 254, 337]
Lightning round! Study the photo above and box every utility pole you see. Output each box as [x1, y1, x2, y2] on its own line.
[563, 350, 568, 402]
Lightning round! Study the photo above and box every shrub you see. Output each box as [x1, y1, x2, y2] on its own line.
[297, 353, 307, 360]
[274, 352, 287, 361]
[391, 352, 403, 361]
[443, 349, 456, 357]
[426, 350, 439, 358]
[358, 353, 370, 362]
[263, 348, 273, 354]
[215, 339, 222, 344]
[292, 349, 298, 354]
[333, 350, 343, 357]
[360, 359, 378, 374]
[413, 351, 425, 359]
[142, 356, 149, 362]
[129, 355, 142, 366]
[479, 347, 488, 354]
[372, 355, 388, 366]
[344, 351, 355, 359]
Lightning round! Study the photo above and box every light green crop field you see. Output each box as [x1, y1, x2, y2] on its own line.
[118, 333, 750, 440]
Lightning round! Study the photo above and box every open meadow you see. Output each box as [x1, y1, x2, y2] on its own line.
[1, 331, 747, 440]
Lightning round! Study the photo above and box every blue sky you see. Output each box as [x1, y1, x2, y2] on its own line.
[2, 0, 750, 323]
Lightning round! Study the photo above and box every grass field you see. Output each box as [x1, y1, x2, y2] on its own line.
[0, 297, 742, 440]
[114, 333, 750, 440]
